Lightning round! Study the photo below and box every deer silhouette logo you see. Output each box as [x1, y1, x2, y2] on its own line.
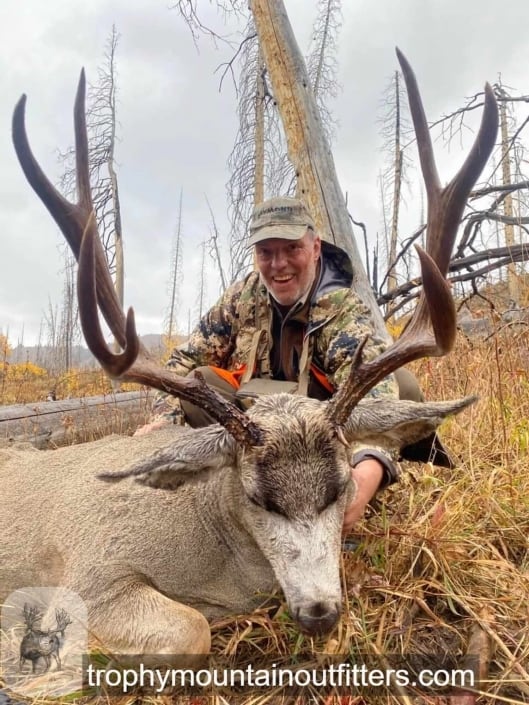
[19, 603, 72, 674]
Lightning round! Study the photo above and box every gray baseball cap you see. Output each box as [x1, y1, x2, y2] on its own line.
[248, 197, 315, 246]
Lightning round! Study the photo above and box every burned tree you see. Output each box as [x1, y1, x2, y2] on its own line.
[380, 81, 529, 318]
[59, 25, 124, 355]
[378, 70, 413, 304]
[165, 188, 184, 342]
[225, 2, 342, 283]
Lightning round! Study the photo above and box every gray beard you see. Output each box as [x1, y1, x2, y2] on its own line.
[259, 273, 315, 310]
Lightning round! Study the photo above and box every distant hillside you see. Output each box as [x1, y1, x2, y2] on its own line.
[7, 334, 187, 369]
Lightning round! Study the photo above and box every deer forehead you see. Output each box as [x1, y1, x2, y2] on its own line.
[240, 395, 351, 517]
[244, 394, 350, 473]
[246, 393, 328, 429]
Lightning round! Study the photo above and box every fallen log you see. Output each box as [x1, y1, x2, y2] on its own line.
[0, 390, 153, 449]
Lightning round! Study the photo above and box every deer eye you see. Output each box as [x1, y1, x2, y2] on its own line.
[318, 481, 348, 513]
[248, 493, 263, 508]
[263, 498, 286, 516]
[247, 493, 285, 516]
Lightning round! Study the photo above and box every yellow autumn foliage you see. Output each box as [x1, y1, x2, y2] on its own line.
[5, 362, 47, 380]
[0, 333, 12, 359]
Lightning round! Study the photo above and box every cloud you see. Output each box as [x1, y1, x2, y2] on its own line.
[1, 0, 528, 345]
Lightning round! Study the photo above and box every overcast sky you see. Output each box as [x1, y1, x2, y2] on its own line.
[2, 0, 528, 346]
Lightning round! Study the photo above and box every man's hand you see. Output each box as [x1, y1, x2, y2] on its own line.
[133, 418, 172, 437]
[343, 458, 384, 534]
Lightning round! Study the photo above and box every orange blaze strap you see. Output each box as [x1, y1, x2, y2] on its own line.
[208, 365, 246, 390]
[310, 363, 334, 394]
[210, 363, 334, 394]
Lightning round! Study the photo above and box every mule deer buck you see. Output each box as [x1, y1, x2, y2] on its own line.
[2, 51, 497, 658]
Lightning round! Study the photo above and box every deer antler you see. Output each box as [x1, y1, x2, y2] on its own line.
[327, 49, 499, 427]
[12, 71, 263, 448]
[54, 608, 72, 633]
[23, 603, 41, 627]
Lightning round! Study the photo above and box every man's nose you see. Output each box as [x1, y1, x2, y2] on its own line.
[270, 250, 288, 268]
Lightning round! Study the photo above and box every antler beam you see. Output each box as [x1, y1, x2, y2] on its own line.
[12, 71, 264, 448]
[327, 49, 499, 427]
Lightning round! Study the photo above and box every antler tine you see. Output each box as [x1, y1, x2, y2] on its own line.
[328, 51, 498, 427]
[12, 71, 128, 349]
[397, 49, 498, 277]
[78, 223, 263, 445]
[13, 75, 264, 448]
[78, 217, 140, 376]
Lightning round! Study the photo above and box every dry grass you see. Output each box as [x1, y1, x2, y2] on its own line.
[0, 367, 115, 405]
[1, 328, 528, 704]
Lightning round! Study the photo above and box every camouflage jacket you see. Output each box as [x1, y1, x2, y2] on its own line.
[163, 253, 396, 396]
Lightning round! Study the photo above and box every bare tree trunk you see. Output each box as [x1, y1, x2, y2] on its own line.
[499, 96, 519, 305]
[387, 72, 402, 299]
[252, 52, 266, 272]
[44, 300, 59, 375]
[107, 28, 124, 316]
[387, 150, 403, 293]
[36, 321, 44, 368]
[254, 48, 265, 205]
[60, 252, 76, 371]
[378, 172, 389, 292]
[166, 188, 184, 338]
[206, 195, 228, 292]
[306, 0, 341, 146]
[311, 0, 334, 97]
[197, 240, 207, 321]
[372, 240, 379, 294]
[249, 0, 391, 342]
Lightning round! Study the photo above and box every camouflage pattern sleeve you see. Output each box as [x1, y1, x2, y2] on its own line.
[317, 289, 399, 401]
[149, 277, 247, 423]
[167, 277, 247, 373]
[316, 289, 401, 477]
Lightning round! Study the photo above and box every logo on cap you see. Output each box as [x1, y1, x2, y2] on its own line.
[248, 197, 315, 246]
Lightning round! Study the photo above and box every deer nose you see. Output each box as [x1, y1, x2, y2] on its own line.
[294, 602, 340, 636]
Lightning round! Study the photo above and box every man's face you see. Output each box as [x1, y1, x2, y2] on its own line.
[255, 229, 321, 306]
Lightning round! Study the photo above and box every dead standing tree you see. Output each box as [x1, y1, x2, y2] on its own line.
[56, 250, 78, 372]
[175, 2, 521, 347]
[305, 0, 341, 149]
[380, 82, 529, 318]
[442, 81, 529, 310]
[225, 1, 342, 284]
[59, 25, 124, 351]
[378, 69, 413, 307]
[249, 0, 392, 347]
[196, 239, 208, 321]
[164, 188, 184, 343]
[225, 22, 269, 281]
[225, 26, 294, 280]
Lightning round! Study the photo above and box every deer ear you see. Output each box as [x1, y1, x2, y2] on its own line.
[97, 425, 237, 490]
[343, 396, 477, 449]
